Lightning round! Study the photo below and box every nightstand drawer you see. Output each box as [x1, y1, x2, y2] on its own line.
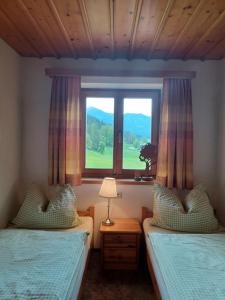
[100, 218, 141, 270]
[103, 248, 137, 263]
[104, 234, 137, 248]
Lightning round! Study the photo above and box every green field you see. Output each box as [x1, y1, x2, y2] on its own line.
[85, 144, 146, 169]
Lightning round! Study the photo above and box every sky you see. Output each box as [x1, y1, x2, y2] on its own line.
[86, 97, 152, 116]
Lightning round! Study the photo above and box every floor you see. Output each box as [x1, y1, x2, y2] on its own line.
[81, 250, 156, 300]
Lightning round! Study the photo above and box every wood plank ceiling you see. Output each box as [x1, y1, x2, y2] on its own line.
[0, 0, 225, 60]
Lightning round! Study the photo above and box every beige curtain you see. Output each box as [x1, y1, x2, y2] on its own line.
[48, 76, 81, 185]
[156, 78, 193, 189]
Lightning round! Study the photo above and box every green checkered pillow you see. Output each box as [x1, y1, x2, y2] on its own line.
[151, 183, 219, 233]
[12, 184, 80, 229]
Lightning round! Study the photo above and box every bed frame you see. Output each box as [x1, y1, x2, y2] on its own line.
[141, 206, 153, 222]
[142, 207, 162, 300]
[78, 206, 95, 248]
[76, 206, 95, 300]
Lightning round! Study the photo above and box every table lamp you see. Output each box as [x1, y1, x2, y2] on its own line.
[99, 177, 117, 226]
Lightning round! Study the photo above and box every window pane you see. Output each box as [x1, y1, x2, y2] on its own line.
[85, 97, 114, 169]
[123, 98, 152, 169]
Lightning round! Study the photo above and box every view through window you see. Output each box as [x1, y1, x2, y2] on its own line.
[85, 97, 114, 169]
[122, 98, 152, 169]
[81, 90, 160, 178]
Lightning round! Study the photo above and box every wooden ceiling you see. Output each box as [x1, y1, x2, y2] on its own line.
[1, 0, 225, 60]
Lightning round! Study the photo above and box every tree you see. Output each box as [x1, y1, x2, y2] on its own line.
[139, 143, 157, 174]
[86, 133, 92, 149]
[98, 141, 105, 154]
[87, 114, 113, 154]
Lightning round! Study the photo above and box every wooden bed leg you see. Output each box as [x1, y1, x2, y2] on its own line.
[142, 206, 153, 222]
[88, 206, 95, 221]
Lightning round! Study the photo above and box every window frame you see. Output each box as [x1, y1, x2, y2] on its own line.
[80, 88, 161, 179]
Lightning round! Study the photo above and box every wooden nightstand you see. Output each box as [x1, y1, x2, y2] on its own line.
[100, 218, 142, 270]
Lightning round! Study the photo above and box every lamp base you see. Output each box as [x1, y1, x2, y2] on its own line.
[102, 218, 114, 226]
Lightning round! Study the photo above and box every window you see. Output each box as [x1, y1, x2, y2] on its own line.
[80, 89, 160, 178]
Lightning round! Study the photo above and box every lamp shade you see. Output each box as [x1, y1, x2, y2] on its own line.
[99, 177, 117, 198]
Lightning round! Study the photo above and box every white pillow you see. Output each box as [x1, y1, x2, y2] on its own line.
[151, 184, 219, 233]
[12, 184, 80, 229]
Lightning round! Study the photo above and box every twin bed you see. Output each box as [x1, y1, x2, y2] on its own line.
[142, 207, 225, 300]
[3, 202, 225, 300]
[0, 206, 94, 300]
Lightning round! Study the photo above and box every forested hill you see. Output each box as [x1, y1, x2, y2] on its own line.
[87, 107, 151, 139]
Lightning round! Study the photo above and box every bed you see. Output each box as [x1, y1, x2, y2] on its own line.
[0, 206, 94, 300]
[142, 207, 225, 300]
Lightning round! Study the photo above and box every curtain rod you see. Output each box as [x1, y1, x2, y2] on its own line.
[45, 68, 196, 79]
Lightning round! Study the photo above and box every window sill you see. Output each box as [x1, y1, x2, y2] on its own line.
[82, 178, 154, 185]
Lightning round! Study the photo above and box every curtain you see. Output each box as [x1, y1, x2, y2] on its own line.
[48, 76, 81, 186]
[156, 78, 193, 189]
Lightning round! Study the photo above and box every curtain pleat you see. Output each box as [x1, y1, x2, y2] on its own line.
[48, 76, 81, 186]
[156, 78, 193, 189]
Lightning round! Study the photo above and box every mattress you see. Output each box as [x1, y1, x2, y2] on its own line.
[143, 218, 225, 300]
[40, 216, 93, 300]
[143, 218, 173, 300]
[3, 216, 93, 300]
[51, 216, 93, 250]
[143, 218, 174, 235]
[67, 216, 93, 300]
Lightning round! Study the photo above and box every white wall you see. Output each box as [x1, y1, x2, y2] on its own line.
[21, 57, 223, 246]
[0, 40, 21, 227]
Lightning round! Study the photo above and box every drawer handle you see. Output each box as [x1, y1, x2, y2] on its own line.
[107, 255, 123, 259]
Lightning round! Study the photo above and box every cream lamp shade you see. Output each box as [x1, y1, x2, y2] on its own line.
[99, 177, 117, 226]
[99, 177, 117, 198]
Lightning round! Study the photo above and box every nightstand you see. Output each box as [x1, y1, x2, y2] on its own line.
[100, 218, 142, 270]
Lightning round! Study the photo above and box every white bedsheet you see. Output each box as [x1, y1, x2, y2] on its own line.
[49, 216, 93, 251]
[4, 217, 93, 300]
[67, 216, 93, 300]
[143, 218, 172, 300]
[143, 218, 225, 300]
[39, 216, 93, 300]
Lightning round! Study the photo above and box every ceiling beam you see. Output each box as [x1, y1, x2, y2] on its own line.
[109, 0, 115, 58]
[78, 0, 96, 58]
[0, 4, 41, 57]
[45, 68, 196, 79]
[183, 8, 225, 59]
[166, 0, 205, 59]
[147, 0, 175, 60]
[46, 0, 77, 58]
[128, 0, 143, 59]
[18, 0, 59, 57]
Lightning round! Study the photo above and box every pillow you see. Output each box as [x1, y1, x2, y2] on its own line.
[12, 184, 81, 229]
[151, 183, 219, 233]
